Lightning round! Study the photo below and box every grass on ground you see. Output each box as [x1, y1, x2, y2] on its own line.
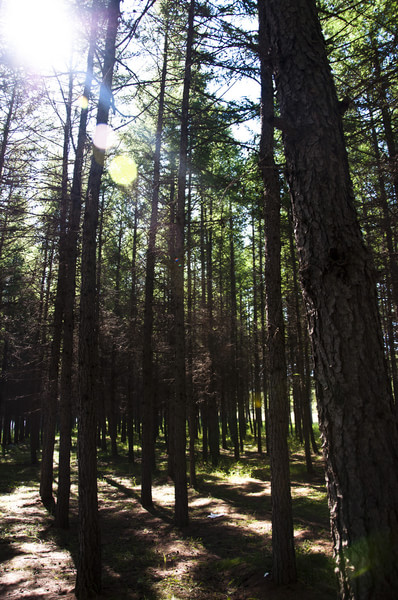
[0, 434, 337, 600]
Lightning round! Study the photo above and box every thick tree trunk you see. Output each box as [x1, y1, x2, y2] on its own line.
[75, 1, 120, 597]
[258, 1, 297, 584]
[262, 0, 398, 597]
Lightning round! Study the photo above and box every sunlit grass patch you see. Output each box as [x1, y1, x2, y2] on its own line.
[214, 556, 245, 570]
[196, 452, 266, 483]
[292, 483, 329, 524]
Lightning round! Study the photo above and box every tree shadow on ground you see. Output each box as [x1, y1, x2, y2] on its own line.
[0, 483, 76, 599]
[195, 472, 272, 517]
[100, 473, 269, 600]
[0, 455, 40, 495]
[49, 472, 161, 600]
[1, 445, 336, 600]
[101, 462, 336, 600]
[0, 536, 22, 563]
[188, 470, 335, 599]
[291, 482, 330, 527]
[96, 475, 172, 599]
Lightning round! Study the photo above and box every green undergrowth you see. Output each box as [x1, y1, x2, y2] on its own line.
[0, 442, 40, 494]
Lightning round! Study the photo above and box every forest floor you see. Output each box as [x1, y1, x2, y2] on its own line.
[0, 439, 337, 600]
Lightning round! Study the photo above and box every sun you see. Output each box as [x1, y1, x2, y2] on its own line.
[1, 0, 76, 72]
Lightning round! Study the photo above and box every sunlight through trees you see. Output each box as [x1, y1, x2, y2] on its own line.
[0, 0, 397, 598]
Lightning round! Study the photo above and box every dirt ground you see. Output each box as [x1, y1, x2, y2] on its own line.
[0, 452, 336, 600]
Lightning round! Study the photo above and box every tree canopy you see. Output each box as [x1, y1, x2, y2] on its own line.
[0, 1, 397, 598]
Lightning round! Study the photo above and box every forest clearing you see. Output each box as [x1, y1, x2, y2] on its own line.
[0, 437, 336, 600]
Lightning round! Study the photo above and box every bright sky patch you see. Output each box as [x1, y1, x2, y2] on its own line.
[1, 0, 75, 72]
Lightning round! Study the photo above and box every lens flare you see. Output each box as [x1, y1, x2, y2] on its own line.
[78, 95, 89, 110]
[109, 156, 138, 186]
[93, 124, 118, 151]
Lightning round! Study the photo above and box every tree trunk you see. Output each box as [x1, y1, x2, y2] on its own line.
[228, 210, 240, 460]
[40, 68, 74, 512]
[200, 203, 209, 461]
[251, 210, 262, 455]
[141, 23, 169, 509]
[258, 220, 269, 455]
[258, 0, 297, 584]
[368, 102, 398, 321]
[56, 9, 98, 529]
[75, 1, 120, 596]
[262, 0, 398, 597]
[287, 214, 313, 472]
[206, 198, 220, 466]
[187, 171, 197, 488]
[0, 80, 17, 184]
[171, 0, 195, 528]
[127, 193, 139, 464]
[371, 40, 398, 203]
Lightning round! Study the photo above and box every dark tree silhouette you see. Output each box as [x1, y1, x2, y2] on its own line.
[261, 0, 398, 597]
[75, 0, 121, 596]
[258, 0, 297, 585]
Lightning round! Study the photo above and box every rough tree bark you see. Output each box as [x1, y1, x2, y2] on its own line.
[261, 0, 398, 597]
[75, 0, 120, 597]
[258, 0, 297, 585]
